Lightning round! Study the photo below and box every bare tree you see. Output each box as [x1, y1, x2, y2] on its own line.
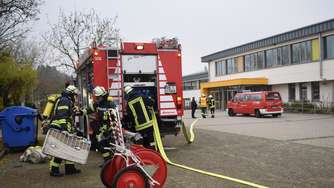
[0, 0, 42, 50]
[43, 9, 119, 74]
[6, 38, 47, 67]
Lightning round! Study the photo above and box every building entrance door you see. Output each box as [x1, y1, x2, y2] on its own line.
[208, 89, 222, 110]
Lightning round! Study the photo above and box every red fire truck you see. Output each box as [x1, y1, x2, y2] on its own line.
[77, 38, 183, 137]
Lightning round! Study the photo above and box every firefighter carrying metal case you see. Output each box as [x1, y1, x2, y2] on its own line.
[42, 128, 91, 164]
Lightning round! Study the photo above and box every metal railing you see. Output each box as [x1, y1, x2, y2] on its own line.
[284, 101, 334, 114]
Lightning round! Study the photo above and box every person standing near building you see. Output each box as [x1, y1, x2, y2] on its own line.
[207, 95, 216, 118]
[199, 94, 207, 118]
[48, 85, 81, 177]
[191, 97, 197, 118]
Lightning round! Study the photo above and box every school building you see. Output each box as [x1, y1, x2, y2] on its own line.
[201, 18, 334, 110]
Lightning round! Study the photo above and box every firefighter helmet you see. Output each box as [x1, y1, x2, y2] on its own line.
[124, 85, 133, 94]
[93, 86, 107, 97]
[65, 85, 78, 95]
[201, 93, 206, 97]
[208, 95, 213, 98]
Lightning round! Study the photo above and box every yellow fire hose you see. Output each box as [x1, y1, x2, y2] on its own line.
[181, 118, 199, 144]
[151, 112, 269, 188]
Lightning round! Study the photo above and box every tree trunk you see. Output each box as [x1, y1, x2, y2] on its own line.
[2, 91, 9, 107]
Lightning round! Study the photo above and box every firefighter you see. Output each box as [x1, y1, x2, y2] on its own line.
[199, 94, 208, 118]
[91, 86, 117, 163]
[124, 85, 154, 148]
[49, 85, 81, 177]
[207, 95, 216, 118]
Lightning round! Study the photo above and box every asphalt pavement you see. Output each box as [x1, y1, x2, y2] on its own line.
[0, 111, 334, 188]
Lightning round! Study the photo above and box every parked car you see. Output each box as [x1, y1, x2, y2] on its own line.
[227, 91, 283, 118]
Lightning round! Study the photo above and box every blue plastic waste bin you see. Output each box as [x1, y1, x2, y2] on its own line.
[0, 106, 38, 148]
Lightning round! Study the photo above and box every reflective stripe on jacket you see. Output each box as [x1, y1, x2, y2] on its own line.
[128, 96, 153, 131]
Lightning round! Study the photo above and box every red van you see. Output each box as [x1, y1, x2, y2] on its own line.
[227, 91, 283, 118]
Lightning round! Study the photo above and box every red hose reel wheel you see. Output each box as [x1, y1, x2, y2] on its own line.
[100, 155, 126, 187]
[131, 148, 168, 188]
[111, 166, 149, 188]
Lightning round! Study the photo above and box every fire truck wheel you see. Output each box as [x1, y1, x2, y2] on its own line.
[111, 166, 149, 188]
[100, 156, 126, 187]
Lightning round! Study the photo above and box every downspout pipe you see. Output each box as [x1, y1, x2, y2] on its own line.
[319, 33, 324, 80]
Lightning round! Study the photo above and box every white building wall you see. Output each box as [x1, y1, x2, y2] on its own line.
[272, 84, 289, 102]
[209, 61, 323, 85]
[295, 84, 300, 101]
[323, 59, 334, 80]
[320, 81, 334, 105]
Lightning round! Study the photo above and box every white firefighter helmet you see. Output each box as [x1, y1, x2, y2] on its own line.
[124, 85, 133, 94]
[93, 86, 107, 97]
[65, 85, 78, 95]
[208, 95, 213, 98]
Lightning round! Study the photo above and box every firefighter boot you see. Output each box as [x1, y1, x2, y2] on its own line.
[65, 164, 81, 175]
[50, 166, 64, 177]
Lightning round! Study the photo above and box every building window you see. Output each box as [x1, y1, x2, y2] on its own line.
[311, 82, 320, 102]
[183, 81, 198, 90]
[256, 51, 265, 69]
[215, 60, 226, 76]
[292, 41, 312, 64]
[244, 52, 264, 72]
[325, 35, 334, 59]
[266, 45, 290, 68]
[266, 48, 278, 68]
[244, 54, 253, 72]
[278, 46, 290, 65]
[288, 83, 296, 101]
[299, 83, 308, 101]
[311, 39, 320, 61]
[226, 58, 237, 74]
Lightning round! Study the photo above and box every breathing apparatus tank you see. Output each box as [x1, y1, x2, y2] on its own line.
[42, 94, 61, 119]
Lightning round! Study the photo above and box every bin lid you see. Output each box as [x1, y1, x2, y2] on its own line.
[0, 106, 37, 116]
[0, 106, 37, 130]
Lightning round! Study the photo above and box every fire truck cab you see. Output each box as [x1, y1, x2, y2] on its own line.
[77, 38, 183, 137]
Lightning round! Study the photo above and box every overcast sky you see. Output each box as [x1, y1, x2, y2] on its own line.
[31, 0, 334, 75]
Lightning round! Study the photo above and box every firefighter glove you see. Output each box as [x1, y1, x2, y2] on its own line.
[134, 133, 143, 142]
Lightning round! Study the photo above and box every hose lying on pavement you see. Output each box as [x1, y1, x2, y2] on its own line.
[181, 118, 200, 144]
[151, 110, 269, 188]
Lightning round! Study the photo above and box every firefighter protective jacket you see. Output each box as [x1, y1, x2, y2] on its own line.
[208, 98, 215, 109]
[126, 90, 154, 132]
[199, 96, 207, 108]
[93, 95, 116, 141]
[50, 92, 75, 132]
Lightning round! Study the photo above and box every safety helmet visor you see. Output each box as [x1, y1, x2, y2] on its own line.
[66, 85, 79, 95]
[124, 85, 133, 94]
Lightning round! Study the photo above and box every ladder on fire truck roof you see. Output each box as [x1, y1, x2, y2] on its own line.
[107, 50, 123, 117]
